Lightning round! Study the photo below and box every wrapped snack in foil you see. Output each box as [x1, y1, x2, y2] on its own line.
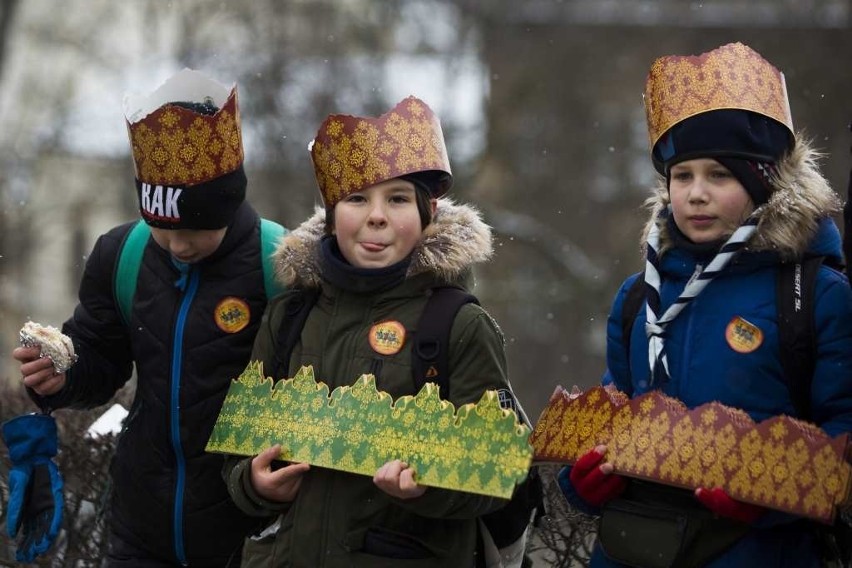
[19, 321, 78, 373]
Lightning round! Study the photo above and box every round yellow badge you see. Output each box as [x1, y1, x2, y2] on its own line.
[368, 321, 406, 355]
[725, 316, 763, 354]
[215, 297, 251, 334]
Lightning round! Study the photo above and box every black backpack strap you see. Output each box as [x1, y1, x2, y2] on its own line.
[620, 273, 646, 363]
[411, 286, 478, 399]
[412, 287, 542, 555]
[776, 256, 823, 420]
[479, 463, 543, 546]
[843, 126, 852, 283]
[270, 289, 320, 380]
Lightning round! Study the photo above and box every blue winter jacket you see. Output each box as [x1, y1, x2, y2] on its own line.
[607, 217, 852, 437]
[560, 141, 852, 568]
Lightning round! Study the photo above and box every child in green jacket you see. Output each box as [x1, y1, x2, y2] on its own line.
[225, 96, 518, 567]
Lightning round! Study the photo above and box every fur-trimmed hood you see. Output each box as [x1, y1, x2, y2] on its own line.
[272, 199, 493, 289]
[643, 137, 842, 261]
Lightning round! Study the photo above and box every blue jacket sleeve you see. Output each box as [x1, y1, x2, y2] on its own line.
[601, 274, 641, 394]
[810, 266, 852, 437]
[557, 465, 601, 516]
[559, 275, 642, 514]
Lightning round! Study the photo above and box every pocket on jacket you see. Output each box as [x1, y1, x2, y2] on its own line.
[599, 493, 749, 568]
[241, 534, 277, 568]
[364, 526, 435, 559]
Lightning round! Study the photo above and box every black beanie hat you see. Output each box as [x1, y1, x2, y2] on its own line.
[715, 157, 775, 206]
[652, 109, 793, 175]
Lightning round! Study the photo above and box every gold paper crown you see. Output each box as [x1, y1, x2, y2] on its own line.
[530, 386, 851, 523]
[310, 96, 452, 207]
[125, 75, 244, 186]
[644, 42, 794, 151]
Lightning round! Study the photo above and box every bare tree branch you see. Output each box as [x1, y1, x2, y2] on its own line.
[485, 207, 608, 286]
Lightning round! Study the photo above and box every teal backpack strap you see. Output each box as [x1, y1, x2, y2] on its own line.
[114, 220, 151, 326]
[260, 218, 287, 299]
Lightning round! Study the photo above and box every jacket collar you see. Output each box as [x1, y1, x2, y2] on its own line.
[272, 199, 493, 289]
[642, 137, 842, 263]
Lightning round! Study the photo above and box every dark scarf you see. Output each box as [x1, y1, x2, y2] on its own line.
[665, 215, 726, 261]
[320, 235, 412, 294]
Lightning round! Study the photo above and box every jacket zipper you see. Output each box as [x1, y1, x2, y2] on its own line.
[171, 266, 200, 566]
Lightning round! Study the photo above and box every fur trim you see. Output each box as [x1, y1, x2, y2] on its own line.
[272, 206, 327, 289]
[272, 199, 493, 288]
[642, 136, 841, 260]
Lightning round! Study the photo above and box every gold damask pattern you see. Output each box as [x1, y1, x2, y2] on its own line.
[644, 42, 794, 149]
[207, 362, 532, 499]
[530, 387, 851, 523]
[310, 96, 451, 206]
[127, 89, 243, 186]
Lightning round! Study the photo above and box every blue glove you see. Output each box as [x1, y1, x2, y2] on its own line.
[2, 414, 64, 562]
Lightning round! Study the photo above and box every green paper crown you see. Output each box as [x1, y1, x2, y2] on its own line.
[206, 362, 533, 499]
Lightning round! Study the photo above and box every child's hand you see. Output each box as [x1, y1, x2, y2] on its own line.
[14, 346, 66, 396]
[695, 487, 765, 524]
[569, 444, 627, 506]
[250, 445, 310, 503]
[373, 460, 427, 500]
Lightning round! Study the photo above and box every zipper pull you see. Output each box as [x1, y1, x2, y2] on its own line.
[172, 260, 191, 291]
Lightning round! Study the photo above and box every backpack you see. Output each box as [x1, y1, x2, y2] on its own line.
[620, 256, 851, 566]
[113, 218, 286, 324]
[271, 286, 542, 568]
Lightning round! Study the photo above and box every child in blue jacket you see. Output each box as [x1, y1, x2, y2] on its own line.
[559, 42, 852, 567]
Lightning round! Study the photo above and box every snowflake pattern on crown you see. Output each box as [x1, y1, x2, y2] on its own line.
[531, 386, 852, 523]
[127, 89, 244, 186]
[644, 43, 794, 150]
[310, 97, 451, 206]
[207, 362, 532, 499]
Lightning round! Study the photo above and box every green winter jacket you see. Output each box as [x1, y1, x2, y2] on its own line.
[224, 200, 512, 567]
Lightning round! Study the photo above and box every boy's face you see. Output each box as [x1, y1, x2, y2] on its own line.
[332, 178, 432, 269]
[669, 158, 754, 244]
[150, 227, 227, 264]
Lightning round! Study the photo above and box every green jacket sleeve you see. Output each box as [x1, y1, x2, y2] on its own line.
[390, 303, 512, 519]
[223, 454, 293, 517]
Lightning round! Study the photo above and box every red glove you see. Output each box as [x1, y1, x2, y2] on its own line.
[570, 445, 627, 507]
[695, 487, 765, 524]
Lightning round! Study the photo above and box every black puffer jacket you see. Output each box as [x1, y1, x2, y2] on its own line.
[40, 202, 275, 566]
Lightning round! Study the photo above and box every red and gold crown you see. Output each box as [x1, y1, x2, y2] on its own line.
[310, 96, 452, 207]
[531, 386, 851, 523]
[124, 70, 244, 186]
[644, 42, 794, 151]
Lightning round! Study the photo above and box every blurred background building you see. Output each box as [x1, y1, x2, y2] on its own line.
[0, 0, 850, 422]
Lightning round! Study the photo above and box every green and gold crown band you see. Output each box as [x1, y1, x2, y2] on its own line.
[125, 70, 244, 187]
[207, 363, 533, 499]
[309, 96, 452, 207]
[643, 42, 794, 151]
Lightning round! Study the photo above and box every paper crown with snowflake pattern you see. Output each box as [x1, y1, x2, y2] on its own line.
[123, 69, 246, 229]
[309, 96, 453, 208]
[643, 42, 795, 156]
